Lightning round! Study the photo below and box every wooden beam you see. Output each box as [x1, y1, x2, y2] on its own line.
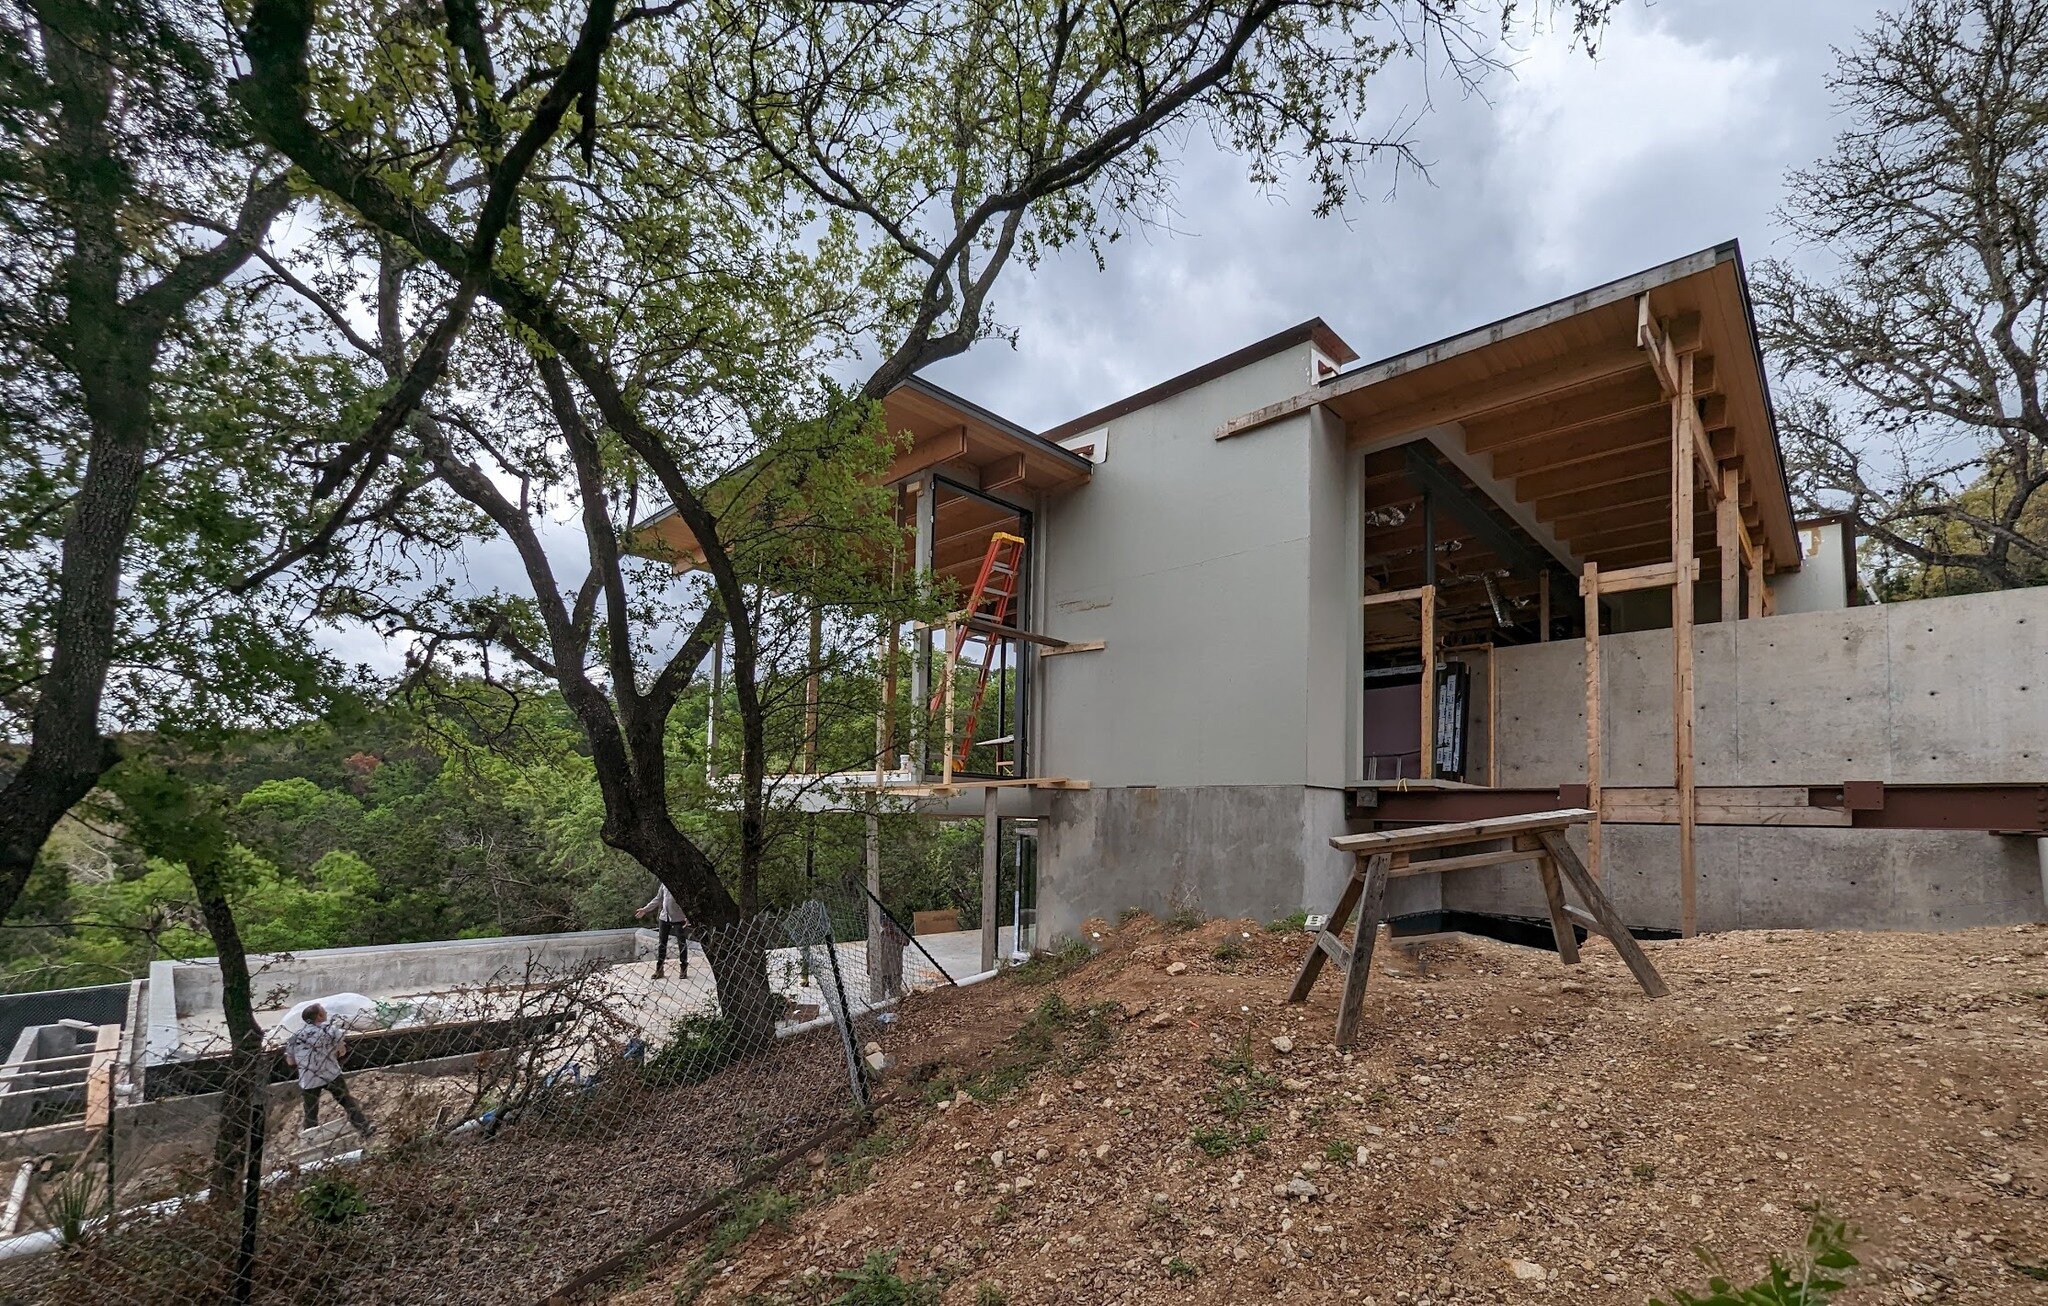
[1331, 806, 1595, 854]
[977, 453, 1028, 493]
[1536, 830, 1671, 999]
[1488, 414, 1667, 479]
[1672, 352, 1698, 939]
[884, 428, 968, 483]
[1348, 343, 1651, 445]
[1361, 583, 1438, 608]
[1717, 466, 1741, 623]
[1530, 467, 1667, 521]
[1583, 562, 1602, 879]
[1420, 585, 1437, 780]
[1579, 558, 1700, 595]
[1463, 373, 1666, 454]
[1389, 845, 1542, 877]
[1538, 570, 1551, 642]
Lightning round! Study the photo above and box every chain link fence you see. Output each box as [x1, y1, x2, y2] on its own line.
[0, 882, 952, 1304]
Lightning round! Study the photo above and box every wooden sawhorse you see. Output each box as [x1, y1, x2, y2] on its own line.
[1290, 808, 1669, 1047]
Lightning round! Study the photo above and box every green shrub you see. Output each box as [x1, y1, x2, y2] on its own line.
[643, 1012, 743, 1086]
[295, 1175, 369, 1226]
[1652, 1206, 1860, 1306]
[35, 1168, 100, 1246]
[829, 1250, 942, 1304]
[1266, 909, 1309, 933]
[1012, 936, 1090, 984]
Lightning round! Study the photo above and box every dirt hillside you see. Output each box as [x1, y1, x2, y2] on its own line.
[612, 916, 2048, 1304]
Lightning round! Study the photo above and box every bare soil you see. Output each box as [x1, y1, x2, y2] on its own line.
[614, 915, 2048, 1305]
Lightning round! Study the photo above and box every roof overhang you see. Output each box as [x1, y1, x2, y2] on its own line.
[1224, 243, 1801, 577]
[629, 378, 1085, 569]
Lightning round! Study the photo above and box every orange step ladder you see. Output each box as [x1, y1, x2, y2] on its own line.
[932, 532, 1026, 773]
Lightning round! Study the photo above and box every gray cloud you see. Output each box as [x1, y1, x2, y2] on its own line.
[924, 0, 1892, 431]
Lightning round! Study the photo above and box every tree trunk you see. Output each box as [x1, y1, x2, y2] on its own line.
[192, 859, 268, 1303]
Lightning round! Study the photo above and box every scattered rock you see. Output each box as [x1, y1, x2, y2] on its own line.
[1508, 1259, 1546, 1281]
[1166, 961, 1189, 976]
[1271, 1035, 1294, 1054]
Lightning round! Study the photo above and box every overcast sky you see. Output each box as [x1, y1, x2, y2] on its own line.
[920, 0, 1886, 432]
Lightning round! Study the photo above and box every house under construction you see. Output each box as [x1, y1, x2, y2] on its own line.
[642, 241, 2048, 968]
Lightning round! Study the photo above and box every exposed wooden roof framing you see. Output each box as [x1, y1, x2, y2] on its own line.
[1223, 244, 1800, 590]
[629, 375, 1088, 570]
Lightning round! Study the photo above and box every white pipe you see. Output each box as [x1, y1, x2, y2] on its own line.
[0, 1162, 32, 1236]
[953, 968, 1000, 988]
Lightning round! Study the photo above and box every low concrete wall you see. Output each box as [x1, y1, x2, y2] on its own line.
[1443, 823, 2044, 934]
[148, 929, 645, 1065]
[1037, 784, 1438, 943]
[1470, 587, 2048, 932]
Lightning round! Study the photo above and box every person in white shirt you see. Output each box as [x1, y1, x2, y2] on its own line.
[282, 1003, 373, 1136]
[635, 883, 691, 979]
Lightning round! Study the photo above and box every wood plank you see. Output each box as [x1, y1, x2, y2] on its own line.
[1420, 585, 1436, 780]
[1583, 561, 1603, 879]
[977, 453, 1028, 493]
[1673, 352, 1699, 939]
[1290, 871, 1365, 1002]
[1360, 584, 1436, 607]
[1316, 931, 1353, 974]
[1717, 465, 1741, 622]
[1335, 854, 1392, 1049]
[1388, 846, 1542, 877]
[884, 428, 969, 484]
[1578, 558, 1699, 596]
[1035, 639, 1105, 658]
[1537, 829, 1670, 999]
[1329, 808, 1595, 855]
[1462, 374, 1665, 454]
[1346, 343, 1651, 445]
[1537, 857, 1582, 964]
[83, 1023, 119, 1131]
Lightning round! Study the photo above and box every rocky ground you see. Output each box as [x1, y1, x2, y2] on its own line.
[610, 915, 2048, 1305]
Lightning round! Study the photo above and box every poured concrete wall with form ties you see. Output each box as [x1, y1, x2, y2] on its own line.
[1030, 340, 1413, 941]
[1452, 586, 2048, 932]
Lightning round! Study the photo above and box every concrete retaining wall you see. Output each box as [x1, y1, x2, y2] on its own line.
[1037, 785, 1438, 942]
[1455, 587, 2048, 931]
[148, 929, 646, 1065]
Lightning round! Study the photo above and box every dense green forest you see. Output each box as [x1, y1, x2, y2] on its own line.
[0, 685, 987, 992]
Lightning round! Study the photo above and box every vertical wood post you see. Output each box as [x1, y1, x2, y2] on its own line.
[1717, 467, 1741, 624]
[1672, 352, 1699, 938]
[1418, 584, 1437, 780]
[980, 785, 1001, 974]
[1581, 562, 1602, 879]
[1484, 647, 1497, 786]
[1538, 570, 1551, 642]
[910, 474, 935, 771]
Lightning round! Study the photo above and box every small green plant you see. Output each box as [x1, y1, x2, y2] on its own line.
[1163, 904, 1204, 932]
[643, 1012, 743, 1087]
[1324, 1140, 1355, 1164]
[986, 1201, 1014, 1226]
[2011, 1261, 2048, 1282]
[1633, 1161, 1658, 1184]
[829, 1250, 942, 1304]
[1211, 1031, 1259, 1077]
[1117, 907, 1148, 926]
[1209, 1082, 1251, 1122]
[675, 1186, 804, 1303]
[1190, 1126, 1235, 1157]
[1189, 1123, 1267, 1157]
[1012, 936, 1091, 984]
[1212, 936, 1246, 963]
[34, 1168, 100, 1246]
[1652, 1206, 1860, 1306]
[295, 1175, 370, 1226]
[1165, 1256, 1199, 1280]
[1267, 909, 1309, 933]
[974, 1285, 1009, 1306]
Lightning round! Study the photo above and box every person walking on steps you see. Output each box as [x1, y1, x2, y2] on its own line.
[284, 1003, 374, 1137]
[636, 882, 691, 979]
